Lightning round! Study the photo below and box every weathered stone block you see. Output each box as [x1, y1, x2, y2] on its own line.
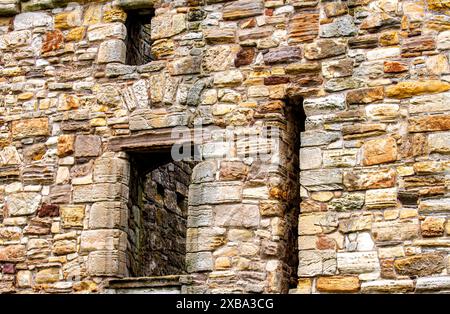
[317, 276, 360, 293]
[223, 0, 264, 20]
[300, 148, 322, 170]
[372, 220, 419, 242]
[187, 206, 213, 228]
[60, 205, 85, 228]
[298, 250, 336, 277]
[6, 192, 41, 216]
[87, 250, 127, 276]
[93, 154, 129, 184]
[320, 15, 357, 37]
[409, 115, 450, 132]
[24, 217, 51, 235]
[421, 217, 446, 237]
[428, 132, 450, 153]
[54, 9, 82, 30]
[301, 130, 340, 147]
[337, 251, 379, 274]
[53, 239, 77, 255]
[220, 161, 247, 181]
[361, 280, 414, 293]
[97, 39, 126, 64]
[322, 149, 358, 168]
[129, 110, 188, 130]
[365, 188, 397, 209]
[151, 13, 186, 40]
[57, 135, 75, 158]
[347, 87, 384, 104]
[366, 103, 399, 121]
[16, 270, 31, 288]
[386, 80, 450, 99]
[168, 56, 201, 76]
[203, 45, 234, 72]
[339, 213, 372, 233]
[394, 253, 445, 277]
[0, 245, 25, 262]
[298, 213, 325, 235]
[80, 230, 127, 253]
[204, 28, 236, 44]
[0, 146, 21, 166]
[419, 198, 450, 212]
[263, 46, 302, 65]
[300, 169, 342, 191]
[89, 202, 127, 229]
[75, 135, 102, 157]
[328, 193, 365, 212]
[73, 183, 128, 203]
[325, 77, 365, 92]
[367, 47, 400, 61]
[288, 11, 319, 44]
[11, 118, 49, 139]
[416, 277, 450, 292]
[437, 30, 450, 50]
[303, 94, 346, 116]
[304, 39, 346, 60]
[87, 23, 126, 42]
[214, 204, 259, 228]
[188, 182, 242, 205]
[186, 227, 226, 252]
[235, 47, 255, 68]
[343, 168, 396, 191]
[186, 252, 213, 272]
[213, 70, 243, 87]
[35, 267, 61, 284]
[322, 58, 353, 78]
[14, 12, 52, 30]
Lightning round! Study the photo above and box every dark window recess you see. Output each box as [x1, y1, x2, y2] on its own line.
[125, 10, 154, 65]
[284, 97, 304, 291]
[127, 151, 196, 277]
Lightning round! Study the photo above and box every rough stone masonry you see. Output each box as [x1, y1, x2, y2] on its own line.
[0, 0, 449, 294]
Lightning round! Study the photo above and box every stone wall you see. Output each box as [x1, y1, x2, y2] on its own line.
[0, 0, 449, 294]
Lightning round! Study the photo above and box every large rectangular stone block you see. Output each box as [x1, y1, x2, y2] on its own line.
[0, 245, 25, 262]
[428, 132, 450, 153]
[89, 201, 128, 229]
[419, 198, 450, 212]
[14, 12, 52, 30]
[361, 280, 414, 293]
[6, 192, 41, 216]
[223, 0, 264, 20]
[129, 109, 189, 131]
[372, 220, 419, 242]
[80, 230, 127, 253]
[214, 204, 259, 228]
[188, 182, 242, 205]
[300, 169, 342, 191]
[337, 251, 379, 274]
[97, 39, 126, 64]
[186, 227, 226, 252]
[87, 250, 127, 277]
[93, 153, 129, 184]
[73, 183, 128, 203]
[186, 252, 213, 273]
[11, 118, 49, 139]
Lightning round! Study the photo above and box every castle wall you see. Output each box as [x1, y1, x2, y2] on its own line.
[0, 0, 449, 293]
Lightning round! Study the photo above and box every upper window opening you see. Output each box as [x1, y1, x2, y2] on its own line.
[125, 9, 155, 65]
